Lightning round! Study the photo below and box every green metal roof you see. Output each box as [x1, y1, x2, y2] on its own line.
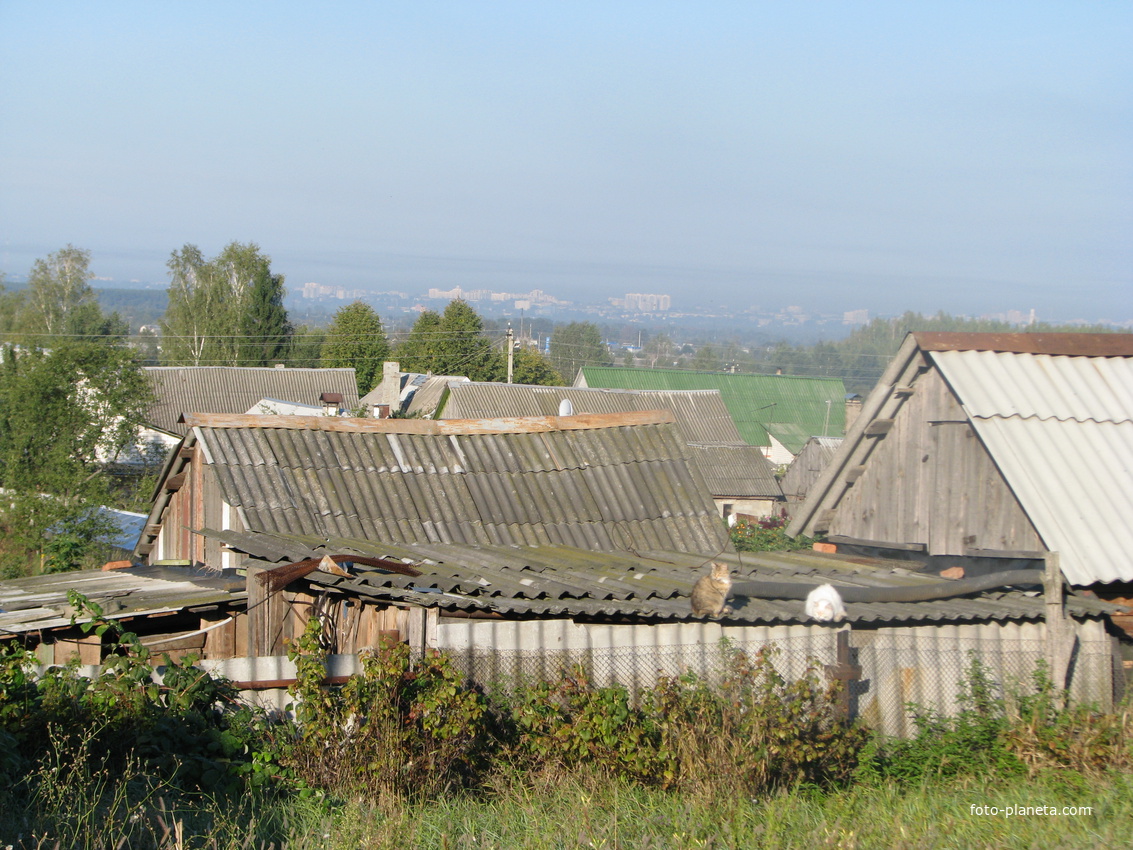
[576, 367, 846, 454]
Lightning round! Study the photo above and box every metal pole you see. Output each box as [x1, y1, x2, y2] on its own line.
[506, 325, 514, 384]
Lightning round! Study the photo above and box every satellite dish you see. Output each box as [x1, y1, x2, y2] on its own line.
[558, 398, 574, 416]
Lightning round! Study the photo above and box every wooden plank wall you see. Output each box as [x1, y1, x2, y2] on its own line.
[829, 369, 1044, 555]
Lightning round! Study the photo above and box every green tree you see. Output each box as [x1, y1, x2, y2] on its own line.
[21, 244, 97, 338]
[397, 301, 503, 381]
[397, 310, 444, 373]
[643, 332, 673, 368]
[0, 343, 153, 575]
[240, 262, 292, 365]
[286, 325, 327, 368]
[549, 321, 612, 381]
[16, 246, 128, 344]
[511, 347, 564, 386]
[160, 241, 289, 366]
[438, 300, 503, 381]
[320, 302, 390, 394]
[691, 344, 722, 372]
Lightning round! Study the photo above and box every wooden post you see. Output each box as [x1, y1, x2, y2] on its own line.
[824, 629, 861, 721]
[1044, 551, 1073, 695]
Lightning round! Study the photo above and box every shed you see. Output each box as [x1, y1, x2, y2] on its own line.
[789, 332, 1133, 593]
[183, 530, 1127, 736]
[134, 410, 731, 571]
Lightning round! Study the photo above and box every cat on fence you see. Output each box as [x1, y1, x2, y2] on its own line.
[690, 562, 733, 618]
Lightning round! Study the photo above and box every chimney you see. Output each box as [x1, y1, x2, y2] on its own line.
[377, 361, 401, 418]
[319, 392, 345, 416]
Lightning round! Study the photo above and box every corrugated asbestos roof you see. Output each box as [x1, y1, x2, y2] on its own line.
[0, 566, 247, 635]
[576, 366, 845, 454]
[200, 528, 1120, 626]
[146, 367, 361, 436]
[442, 384, 781, 499]
[359, 374, 469, 417]
[162, 411, 730, 557]
[932, 349, 1133, 585]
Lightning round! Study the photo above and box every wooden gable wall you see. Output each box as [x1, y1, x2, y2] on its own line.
[154, 447, 237, 566]
[827, 368, 1044, 556]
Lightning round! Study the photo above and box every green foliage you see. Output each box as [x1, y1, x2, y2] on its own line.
[505, 643, 867, 796]
[161, 241, 291, 366]
[510, 346, 564, 386]
[730, 512, 816, 552]
[0, 343, 154, 575]
[320, 301, 390, 394]
[854, 654, 1132, 787]
[856, 655, 1024, 783]
[285, 324, 328, 367]
[508, 667, 663, 783]
[0, 593, 265, 813]
[397, 301, 504, 381]
[240, 261, 293, 365]
[761, 311, 1130, 394]
[549, 321, 612, 381]
[13, 245, 128, 345]
[285, 618, 492, 799]
[690, 343, 722, 372]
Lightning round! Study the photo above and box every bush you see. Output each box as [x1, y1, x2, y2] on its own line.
[856, 655, 1133, 784]
[283, 618, 494, 800]
[730, 512, 815, 552]
[506, 642, 868, 796]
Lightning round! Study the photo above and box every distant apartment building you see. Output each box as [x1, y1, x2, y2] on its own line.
[301, 282, 367, 300]
[843, 309, 869, 325]
[624, 293, 671, 312]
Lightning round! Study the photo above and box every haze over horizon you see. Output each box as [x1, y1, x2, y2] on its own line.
[2, 2, 1130, 324]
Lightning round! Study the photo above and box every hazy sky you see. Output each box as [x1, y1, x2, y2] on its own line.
[1, 2, 1130, 322]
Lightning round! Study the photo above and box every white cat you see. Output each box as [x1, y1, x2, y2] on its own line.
[805, 584, 846, 622]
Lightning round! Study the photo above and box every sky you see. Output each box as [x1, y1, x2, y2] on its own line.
[1, 2, 1130, 323]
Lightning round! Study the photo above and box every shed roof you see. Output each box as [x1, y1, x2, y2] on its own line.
[139, 411, 730, 558]
[145, 366, 361, 436]
[0, 565, 246, 635]
[790, 332, 1133, 585]
[201, 529, 1120, 626]
[442, 383, 780, 499]
[575, 366, 845, 454]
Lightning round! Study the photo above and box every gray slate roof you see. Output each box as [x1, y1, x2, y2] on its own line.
[145, 366, 361, 436]
[201, 528, 1121, 626]
[145, 411, 730, 557]
[0, 566, 247, 635]
[442, 383, 781, 499]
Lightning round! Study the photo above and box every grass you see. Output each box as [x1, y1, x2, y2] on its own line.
[128, 766, 1121, 850]
[4, 760, 1127, 849]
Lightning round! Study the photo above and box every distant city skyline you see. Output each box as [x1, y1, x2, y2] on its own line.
[2, 3, 1129, 325]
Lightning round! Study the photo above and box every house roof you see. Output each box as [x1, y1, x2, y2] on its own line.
[790, 332, 1133, 585]
[145, 366, 361, 436]
[0, 565, 246, 636]
[358, 373, 470, 417]
[138, 411, 730, 559]
[441, 383, 781, 499]
[574, 366, 845, 454]
[198, 529, 1121, 626]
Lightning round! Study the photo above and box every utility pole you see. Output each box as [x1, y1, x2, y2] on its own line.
[506, 324, 514, 384]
